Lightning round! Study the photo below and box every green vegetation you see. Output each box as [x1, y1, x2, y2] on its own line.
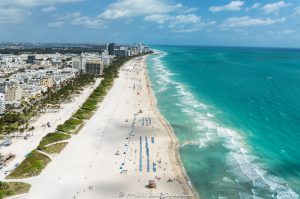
[0, 73, 96, 135]
[0, 182, 31, 199]
[72, 109, 91, 120]
[7, 150, 51, 179]
[0, 47, 106, 55]
[0, 111, 34, 135]
[73, 124, 84, 135]
[43, 142, 68, 154]
[37, 133, 71, 150]
[57, 118, 81, 133]
[43, 74, 96, 105]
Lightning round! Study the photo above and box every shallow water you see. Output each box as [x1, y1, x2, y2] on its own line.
[146, 46, 300, 199]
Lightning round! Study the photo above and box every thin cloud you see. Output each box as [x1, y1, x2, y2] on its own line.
[52, 12, 105, 28]
[144, 14, 215, 33]
[48, 20, 64, 27]
[0, 0, 81, 7]
[245, 3, 261, 11]
[42, 6, 56, 13]
[281, 29, 296, 34]
[261, 1, 291, 15]
[100, 0, 183, 19]
[0, 8, 30, 24]
[294, 7, 300, 16]
[97, 0, 208, 33]
[209, 1, 244, 13]
[0, 0, 81, 23]
[70, 13, 104, 28]
[221, 16, 286, 28]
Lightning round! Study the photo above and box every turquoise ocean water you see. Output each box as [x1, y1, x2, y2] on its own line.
[146, 46, 300, 199]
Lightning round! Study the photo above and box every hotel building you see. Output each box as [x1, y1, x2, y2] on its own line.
[0, 93, 5, 115]
[85, 61, 104, 76]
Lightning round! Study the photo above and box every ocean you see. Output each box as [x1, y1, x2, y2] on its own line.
[146, 46, 300, 199]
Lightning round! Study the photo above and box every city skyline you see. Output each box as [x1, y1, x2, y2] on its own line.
[0, 0, 300, 48]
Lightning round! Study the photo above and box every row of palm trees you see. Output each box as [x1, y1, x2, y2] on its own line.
[0, 73, 96, 135]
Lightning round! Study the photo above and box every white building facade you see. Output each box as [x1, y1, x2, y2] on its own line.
[5, 84, 23, 103]
[0, 93, 5, 115]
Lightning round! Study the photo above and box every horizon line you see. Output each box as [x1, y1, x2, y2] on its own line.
[1, 41, 300, 50]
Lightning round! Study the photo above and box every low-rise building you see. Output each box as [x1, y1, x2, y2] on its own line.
[41, 77, 55, 88]
[22, 86, 42, 100]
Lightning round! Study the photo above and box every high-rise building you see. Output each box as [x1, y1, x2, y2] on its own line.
[5, 84, 23, 103]
[72, 57, 82, 70]
[27, 55, 35, 64]
[108, 43, 116, 56]
[115, 49, 131, 57]
[0, 93, 5, 115]
[85, 61, 104, 76]
[0, 82, 8, 93]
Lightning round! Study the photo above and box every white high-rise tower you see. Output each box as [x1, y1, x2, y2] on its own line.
[0, 93, 5, 115]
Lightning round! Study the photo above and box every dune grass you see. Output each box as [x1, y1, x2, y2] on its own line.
[73, 124, 84, 135]
[57, 118, 81, 133]
[43, 142, 68, 154]
[37, 132, 71, 150]
[6, 150, 51, 179]
[0, 182, 31, 199]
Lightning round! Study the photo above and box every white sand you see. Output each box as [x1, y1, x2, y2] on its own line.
[0, 79, 101, 180]
[19, 57, 195, 199]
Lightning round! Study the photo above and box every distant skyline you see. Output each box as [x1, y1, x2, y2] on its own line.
[0, 0, 300, 48]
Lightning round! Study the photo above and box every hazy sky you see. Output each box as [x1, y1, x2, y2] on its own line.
[0, 0, 300, 47]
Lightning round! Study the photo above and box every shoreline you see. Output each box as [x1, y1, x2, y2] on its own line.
[13, 56, 197, 199]
[143, 56, 199, 199]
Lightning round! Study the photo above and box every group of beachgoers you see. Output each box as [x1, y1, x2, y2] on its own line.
[117, 63, 159, 178]
[141, 116, 152, 127]
[119, 114, 137, 173]
[119, 110, 157, 175]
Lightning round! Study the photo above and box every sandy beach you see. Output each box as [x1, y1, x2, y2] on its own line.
[12, 56, 196, 199]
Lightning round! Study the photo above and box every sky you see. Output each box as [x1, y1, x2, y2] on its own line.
[0, 0, 300, 47]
